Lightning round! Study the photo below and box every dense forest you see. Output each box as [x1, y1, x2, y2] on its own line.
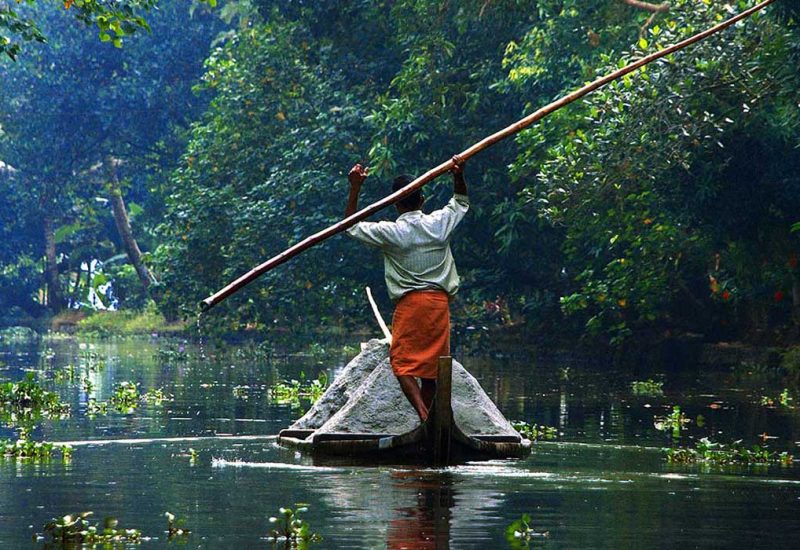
[1, 0, 799, 346]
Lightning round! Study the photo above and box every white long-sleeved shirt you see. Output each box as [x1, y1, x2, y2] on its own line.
[346, 194, 469, 301]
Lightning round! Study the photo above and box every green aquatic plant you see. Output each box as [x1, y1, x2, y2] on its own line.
[512, 421, 558, 441]
[304, 342, 327, 359]
[78, 345, 106, 372]
[0, 372, 70, 422]
[142, 387, 171, 405]
[155, 343, 189, 362]
[666, 438, 793, 467]
[630, 379, 664, 397]
[231, 341, 273, 361]
[232, 385, 250, 399]
[341, 344, 360, 357]
[269, 372, 328, 408]
[165, 511, 191, 539]
[760, 388, 793, 408]
[86, 398, 108, 416]
[85, 383, 170, 416]
[267, 505, 321, 546]
[0, 326, 39, 344]
[109, 381, 140, 413]
[505, 513, 549, 548]
[0, 436, 72, 461]
[53, 364, 77, 383]
[654, 405, 690, 437]
[43, 512, 141, 545]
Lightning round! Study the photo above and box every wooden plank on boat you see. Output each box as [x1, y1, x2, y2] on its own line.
[432, 356, 453, 466]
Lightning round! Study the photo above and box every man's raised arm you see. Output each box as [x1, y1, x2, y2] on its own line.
[345, 163, 368, 217]
[451, 154, 468, 196]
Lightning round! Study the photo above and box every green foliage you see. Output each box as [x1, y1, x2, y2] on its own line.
[155, 343, 190, 362]
[2, 0, 798, 347]
[512, 420, 558, 441]
[631, 379, 665, 397]
[86, 398, 108, 416]
[653, 405, 690, 437]
[0, 1, 224, 317]
[760, 388, 793, 408]
[505, 513, 549, 548]
[0, 372, 70, 424]
[77, 308, 183, 336]
[269, 372, 328, 410]
[0, 0, 221, 60]
[666, 437, 793, 467]
[142, 387, 170, 405]
[267, 505, 321, 547]
[109, 381, 140, 413]
[782, 347, 800, 383]
[0, 436, 72, 461]
[81, 379, 169, 415]
[165, 511, 191, 539]
[0, 326, 39, 344]
[509, 0, 800, 343]
[43, 512, 142, 546]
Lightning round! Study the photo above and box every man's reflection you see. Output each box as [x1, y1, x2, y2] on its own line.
[387, 470, 455, 550]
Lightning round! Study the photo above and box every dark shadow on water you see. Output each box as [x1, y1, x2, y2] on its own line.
[387, 470, 455, 550]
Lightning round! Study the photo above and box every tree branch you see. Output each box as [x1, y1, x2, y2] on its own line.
[620, 0, 670, 13]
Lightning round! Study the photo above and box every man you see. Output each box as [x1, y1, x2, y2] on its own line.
[344, 155, 469, 422]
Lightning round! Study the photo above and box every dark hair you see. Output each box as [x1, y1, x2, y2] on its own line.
[392, 174, 423, 210]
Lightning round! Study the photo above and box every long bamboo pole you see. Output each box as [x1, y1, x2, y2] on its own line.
[201, 0, 776, 311]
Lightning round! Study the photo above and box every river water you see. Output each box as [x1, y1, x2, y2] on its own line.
[2, 335, 800, 548]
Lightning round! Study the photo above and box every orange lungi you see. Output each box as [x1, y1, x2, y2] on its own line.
[390, 290, 450, 379]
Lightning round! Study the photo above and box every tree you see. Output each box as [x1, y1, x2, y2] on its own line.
[0, 0, 223, 314]
[0, 0, 219, 60]
[507, 0, 800, 343]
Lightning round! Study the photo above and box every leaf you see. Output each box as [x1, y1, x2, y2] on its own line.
[638, 37, 649, 50]
[54, 222, 83, 244]
[127, 202, 144, 218]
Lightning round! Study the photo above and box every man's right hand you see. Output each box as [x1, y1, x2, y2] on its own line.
[450, 154, 465, 176]
[348, 163, 368, 188]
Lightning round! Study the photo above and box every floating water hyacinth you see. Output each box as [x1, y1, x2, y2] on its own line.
[505, 513, 549, 548]
[666, 438, 793, 467]
[266, 504, 321, 546]
[654, 405, 690, 437]
[42, 512, 143, 545]
[511, 420, 558, 441]
[631, 379, 664, 397]
[165, 511, 191, 539]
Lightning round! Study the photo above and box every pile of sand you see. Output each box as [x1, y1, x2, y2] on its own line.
[288, 339, 520, 440]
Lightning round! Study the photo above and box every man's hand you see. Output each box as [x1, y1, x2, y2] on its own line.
[346, 163, 368, 217]
[450, 154, 468, 196]
[348, 163, 369, 188]
[450, 154, 465, 176]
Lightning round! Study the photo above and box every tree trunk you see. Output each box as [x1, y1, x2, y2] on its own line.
[105, 158, 154, 290]
[43, 215, 63, 311]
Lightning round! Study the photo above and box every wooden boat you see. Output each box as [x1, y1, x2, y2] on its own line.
[278, 355, 531, 465]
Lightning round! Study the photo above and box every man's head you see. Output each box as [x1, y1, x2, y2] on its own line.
[392, 174, 424, 213]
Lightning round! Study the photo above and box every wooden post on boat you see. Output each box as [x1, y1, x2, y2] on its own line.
[432, 356, 453, 466]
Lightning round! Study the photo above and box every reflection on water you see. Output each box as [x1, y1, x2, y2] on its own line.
[1, 336, 800, 547]
[387, 471, 455, 550]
